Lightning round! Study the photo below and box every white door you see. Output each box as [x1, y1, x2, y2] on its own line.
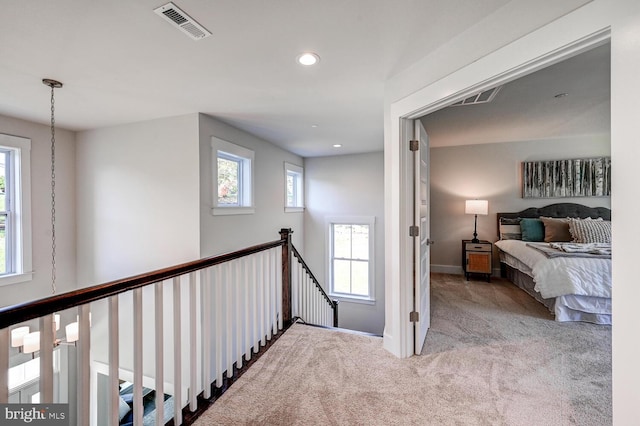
[413, 120, 430, 354]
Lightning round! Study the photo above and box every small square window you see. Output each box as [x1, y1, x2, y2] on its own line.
[284, 162, 304, 212]
[211, 137, 254, 215]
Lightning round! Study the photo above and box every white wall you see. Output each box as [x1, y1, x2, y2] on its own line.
[76, 113, 201, 377]
[304, 152, 385, 335]
[0, 114, 76, 307]
[198, 114, 304, 255]
[429, 136, 611, 273]
[76, 114, 200, 284]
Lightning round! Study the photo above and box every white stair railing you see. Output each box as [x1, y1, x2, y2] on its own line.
[0, 229, 336, 425]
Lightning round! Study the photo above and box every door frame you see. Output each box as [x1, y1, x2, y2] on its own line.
[382, 3, 611, 359]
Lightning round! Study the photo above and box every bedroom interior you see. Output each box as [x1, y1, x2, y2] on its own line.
[423, 41, 611, 279]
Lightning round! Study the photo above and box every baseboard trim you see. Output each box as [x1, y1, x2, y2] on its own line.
[430, 265, 501, 277]
[430, 265, 463, 275]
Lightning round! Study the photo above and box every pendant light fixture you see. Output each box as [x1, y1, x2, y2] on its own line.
[10, 78, 81, 354]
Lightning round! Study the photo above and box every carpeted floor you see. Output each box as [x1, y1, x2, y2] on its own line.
[194, 273, 611, 425]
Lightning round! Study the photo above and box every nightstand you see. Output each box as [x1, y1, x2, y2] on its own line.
[462, 240, 492, 282]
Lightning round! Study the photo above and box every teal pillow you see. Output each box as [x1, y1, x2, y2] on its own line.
[520, 218, 544, 242]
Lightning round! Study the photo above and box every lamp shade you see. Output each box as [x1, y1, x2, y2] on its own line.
[465, 200, 488, 215]
[65, 322, 79, 343]
[23, 331, 40, 354]
[11, 326, 30, 347]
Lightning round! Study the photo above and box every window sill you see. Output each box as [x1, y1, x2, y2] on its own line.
[212, 207, 255, 216]
[0, 272, 34, 287]
[329, 294, 376, 305]
[285, 207, 304, 213]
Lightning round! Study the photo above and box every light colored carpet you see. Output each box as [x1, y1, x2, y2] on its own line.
[194, 273, 611, 425]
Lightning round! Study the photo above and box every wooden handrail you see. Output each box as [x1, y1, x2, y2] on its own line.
[0, 238, 285, 330]
[291, 245, 337, 309]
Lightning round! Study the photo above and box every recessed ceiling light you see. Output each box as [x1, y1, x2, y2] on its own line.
[297, 52, 320, 66]
[333, 144, 342, 148]
[311, 124, 318, 128]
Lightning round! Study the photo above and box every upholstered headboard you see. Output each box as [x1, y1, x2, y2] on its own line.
[496, 203, 611, 238]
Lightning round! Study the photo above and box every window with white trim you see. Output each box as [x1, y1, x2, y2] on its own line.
[284, 162, 304, 212]
[211, 137, 254, 215]
[0, 134, 32, 286]
[327, 217, 375, 302]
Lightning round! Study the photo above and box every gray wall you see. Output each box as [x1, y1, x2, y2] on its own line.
[198, 114, 304, 254]
[429, 135, 611, 273]
[304, 152, 385, 335]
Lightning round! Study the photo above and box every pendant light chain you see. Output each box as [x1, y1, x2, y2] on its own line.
[50, 84, 57, 295]
[44, 78, 63, 296]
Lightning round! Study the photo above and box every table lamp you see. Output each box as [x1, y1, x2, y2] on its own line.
[465, 200, 488, 243]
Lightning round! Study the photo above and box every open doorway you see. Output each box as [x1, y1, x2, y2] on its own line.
[422, 42, 610, 280]
[383, 23, 610, 359]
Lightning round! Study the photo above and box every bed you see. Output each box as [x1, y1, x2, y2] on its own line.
[494, 203, 611, 324]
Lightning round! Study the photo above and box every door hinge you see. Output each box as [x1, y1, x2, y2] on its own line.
[409, 140, 419, 151]
[409, 226, 419, 237]
[410, 311, 419, 322]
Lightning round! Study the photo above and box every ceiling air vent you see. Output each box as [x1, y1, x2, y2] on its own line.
[154, 2, 211, 41]
[450, 86, 502, 107]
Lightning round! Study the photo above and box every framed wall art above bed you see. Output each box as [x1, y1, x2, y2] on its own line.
[522, 157, 611, 198]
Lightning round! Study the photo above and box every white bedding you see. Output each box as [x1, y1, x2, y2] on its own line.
[494, 240, 612, 300]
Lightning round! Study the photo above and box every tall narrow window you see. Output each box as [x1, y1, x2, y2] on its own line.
[0, 149, 10, 274]
[327, 217, 375, 301]
[0, 134, 32, 286]
[211, 137, 254, 215]
[284, 162, 304, 212]
[218, 152, 243, 206]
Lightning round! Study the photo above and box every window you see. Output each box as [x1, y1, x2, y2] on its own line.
[284, 162, 304, 212]
[211, 137, 254, 215]
[327, 217, 375, 302]
[0, 134, 32, 286]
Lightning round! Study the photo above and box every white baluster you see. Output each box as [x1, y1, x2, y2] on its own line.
[276, 249, 283, 330]
[298, 265, 303, 321]
[133, 288, 143, 425]
[0, 328, 8, 403]
[77, 304, 91, 425]
[225, 263, 233, 379]
[235, 260, 243, 369]
[265, 252, 272, 341]
[291, 260, 297, 320]
[258, 254, 266, 347]
[214, 266, 223, 388]
[201, 268, 212, 399]
[243, 258, 252, 362]
[109, 296, 119, 426]
[173, 276, 182, 425]
[39, 314, 54, 403]
[189, 271, 198, 412]
[154, 282, 165, 426]
[251, 256, 259, 355]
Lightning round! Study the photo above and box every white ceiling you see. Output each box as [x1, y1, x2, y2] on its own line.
[422, 43, 611, 148]
[1, 0, 602, 157]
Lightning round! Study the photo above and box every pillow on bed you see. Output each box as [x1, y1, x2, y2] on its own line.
[520, 218, 545, 242]
[569, 218, 611, 243]
[499, 217, 522, 240]
[540, 217, 572, 242]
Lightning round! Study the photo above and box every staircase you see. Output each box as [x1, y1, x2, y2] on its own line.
[0, 229, 336, 425]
